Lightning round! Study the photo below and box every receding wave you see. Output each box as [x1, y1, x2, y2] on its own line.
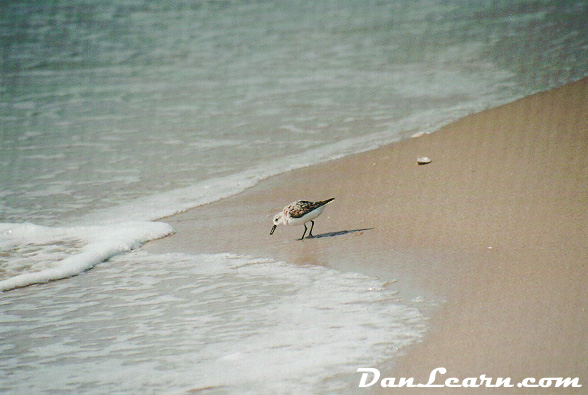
[0, 222, 174, 291]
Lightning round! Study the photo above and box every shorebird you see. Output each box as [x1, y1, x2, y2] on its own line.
[270, 198, 334, 240]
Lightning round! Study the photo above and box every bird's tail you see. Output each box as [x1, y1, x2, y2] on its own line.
[320, 198, 335, 206]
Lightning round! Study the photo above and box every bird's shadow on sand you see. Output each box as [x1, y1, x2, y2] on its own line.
[307, 228, 374, 239]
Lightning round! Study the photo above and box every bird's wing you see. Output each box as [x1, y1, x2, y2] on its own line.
[288, 199, 333, 218]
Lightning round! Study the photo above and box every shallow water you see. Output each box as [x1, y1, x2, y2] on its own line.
[3, 0, 586, 228]
[1, 251, 429, 394]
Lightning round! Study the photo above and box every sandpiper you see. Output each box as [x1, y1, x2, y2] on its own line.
[270, 198, 334, 240]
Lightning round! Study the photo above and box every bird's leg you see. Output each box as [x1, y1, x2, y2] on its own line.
[308, 220, 315, 238]
[299, 223, 308, 240]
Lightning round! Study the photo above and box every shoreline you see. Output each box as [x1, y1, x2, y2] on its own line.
[146, 77, 588, 392]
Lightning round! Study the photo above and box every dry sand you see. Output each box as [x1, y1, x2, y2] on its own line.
[147, 77, 588, 393]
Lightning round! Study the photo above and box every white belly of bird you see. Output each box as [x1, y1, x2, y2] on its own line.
[286, 206, 326, 226]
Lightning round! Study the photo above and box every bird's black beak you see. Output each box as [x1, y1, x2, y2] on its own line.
[270, 225, 277, 235]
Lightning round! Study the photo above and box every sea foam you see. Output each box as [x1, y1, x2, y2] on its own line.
[0, 251, 428, 393]
[0, 222, 174, 291]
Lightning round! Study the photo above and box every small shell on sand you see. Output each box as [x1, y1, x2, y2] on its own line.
[416, 157, 432, 165]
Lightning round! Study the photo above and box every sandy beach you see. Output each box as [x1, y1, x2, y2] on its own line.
[147, 77, 588, 392]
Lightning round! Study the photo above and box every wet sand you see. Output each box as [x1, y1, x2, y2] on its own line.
[147, 77, 588, 393]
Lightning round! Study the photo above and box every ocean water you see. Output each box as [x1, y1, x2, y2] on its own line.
[1, 0, 587, 393]
[1, 251, 427, 394]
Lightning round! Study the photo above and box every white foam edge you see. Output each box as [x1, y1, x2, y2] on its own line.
[81, 105, 485, 226]
[0, 221, 174, 291]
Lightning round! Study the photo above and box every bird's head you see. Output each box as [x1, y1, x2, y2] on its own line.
[270, 212, 285, 235]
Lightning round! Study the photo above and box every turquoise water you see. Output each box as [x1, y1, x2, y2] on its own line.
[3, 0, 586, 229]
